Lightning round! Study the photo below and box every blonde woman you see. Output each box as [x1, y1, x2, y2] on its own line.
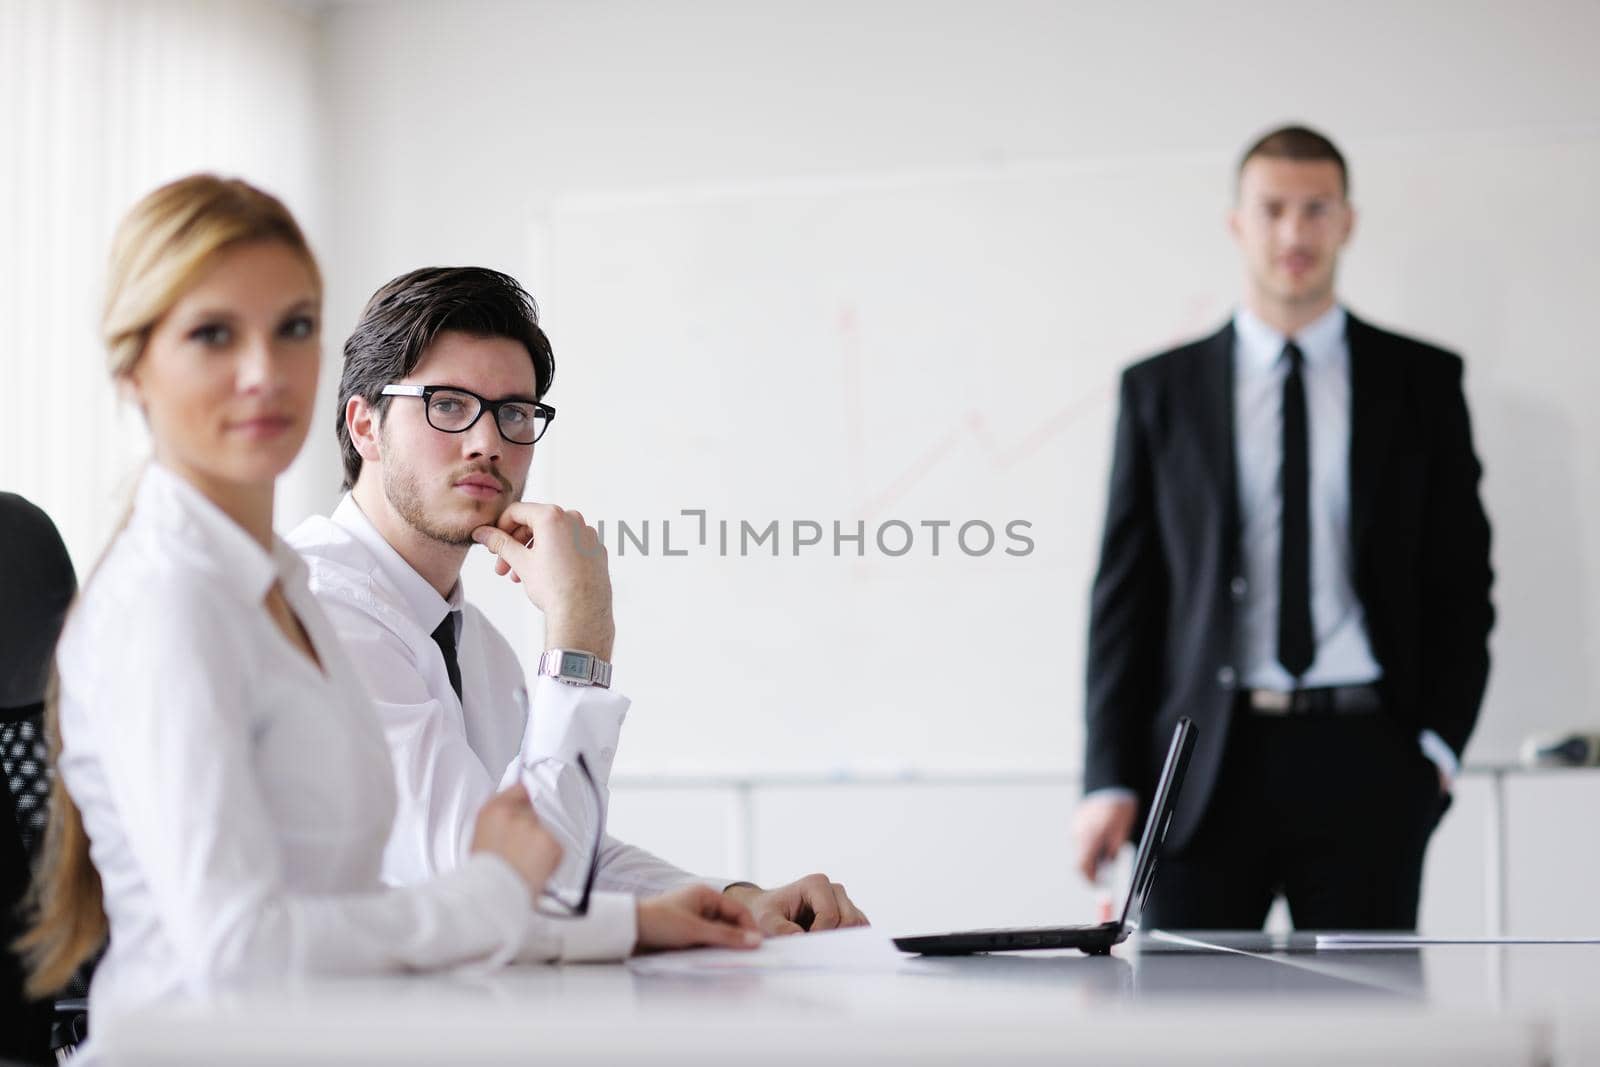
[20, 177, 758, 1047]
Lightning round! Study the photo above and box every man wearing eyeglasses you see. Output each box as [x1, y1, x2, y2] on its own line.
[289, 267, 866, 961]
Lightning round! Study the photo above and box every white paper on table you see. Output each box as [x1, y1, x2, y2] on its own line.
[1315, 934, 1600, 950]
[627, 926, 909, 976]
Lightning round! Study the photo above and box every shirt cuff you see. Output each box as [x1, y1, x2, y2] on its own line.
[458, 852, 545, 971]
[1082, 786, 1139, 804]
[545, 890, 638, 963]
[1418, 730, 1460, 783]
[523, 676, 630, 780]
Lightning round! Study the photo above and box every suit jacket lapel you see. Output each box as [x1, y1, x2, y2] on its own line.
[1348, 312, 1399, 555]
[1192, 321, 1239, 545]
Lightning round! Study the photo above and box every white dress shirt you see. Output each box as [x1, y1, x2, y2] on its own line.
[1233, 305, 1456, 779]
[1232, 303, 1383, 691]
[56, 466, 637, 1039]
[288, 495, 713, 906]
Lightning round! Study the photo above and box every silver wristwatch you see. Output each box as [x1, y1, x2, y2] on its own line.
[538, 648, 613, 689]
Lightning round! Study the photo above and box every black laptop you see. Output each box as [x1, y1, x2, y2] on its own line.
[894, 717, 1196, 957]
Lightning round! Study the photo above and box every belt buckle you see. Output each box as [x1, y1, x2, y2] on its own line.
[1252, 689, 1292, 714]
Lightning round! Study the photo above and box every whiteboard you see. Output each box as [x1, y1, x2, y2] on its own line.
[502, 130, 1600, 775]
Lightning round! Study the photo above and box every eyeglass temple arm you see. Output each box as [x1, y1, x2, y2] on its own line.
[574, 753, 603, 910]
[535, 753, 605, 910]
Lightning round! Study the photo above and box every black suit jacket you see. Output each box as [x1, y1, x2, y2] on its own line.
[1084, 312, 1494, 851]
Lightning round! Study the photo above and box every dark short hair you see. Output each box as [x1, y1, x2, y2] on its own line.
[336, 267, 555, 490]
[1237, 124, 1349, 197]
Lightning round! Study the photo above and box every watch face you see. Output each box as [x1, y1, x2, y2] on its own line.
[560, 651, 590, 677]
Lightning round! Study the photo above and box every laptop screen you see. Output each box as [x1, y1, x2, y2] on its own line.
[1117, 717, 1196, 930]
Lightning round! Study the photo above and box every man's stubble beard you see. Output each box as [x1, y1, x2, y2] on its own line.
[382, 454, 501, 547]
[1258, 256, 1338, 312]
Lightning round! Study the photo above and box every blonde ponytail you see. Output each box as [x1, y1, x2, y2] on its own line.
[18, 672, 106, 997]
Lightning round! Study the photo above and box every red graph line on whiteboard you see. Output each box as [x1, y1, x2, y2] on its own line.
[844, 293, 1222, 524]
[855, 389, 1112, 523]
[991, 385, 1117, 470]
[854, 419, 976, 523]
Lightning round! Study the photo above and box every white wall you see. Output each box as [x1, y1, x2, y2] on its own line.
[320, 0, 1600, 772]
[531, 134, 1600, 776]
[0, 0, 326, 570]
[4, 0, 1597, 934]
[608, 766, 1599, 937]
[313, 0, 1600, 929]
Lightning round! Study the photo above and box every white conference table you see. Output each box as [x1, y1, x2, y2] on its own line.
[101, 927, 1600, 1065]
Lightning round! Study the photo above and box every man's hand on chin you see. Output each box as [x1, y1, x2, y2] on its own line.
[723, 874, 870, 936]
[472, 501, 615, 659]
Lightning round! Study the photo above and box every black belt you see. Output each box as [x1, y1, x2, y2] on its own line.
[1241, 683, 1382, 716]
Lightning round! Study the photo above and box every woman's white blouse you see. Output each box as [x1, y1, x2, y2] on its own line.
[56, 465, 633, 1026]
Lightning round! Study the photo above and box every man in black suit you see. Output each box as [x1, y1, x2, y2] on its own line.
[1072, 125, 1494, 930]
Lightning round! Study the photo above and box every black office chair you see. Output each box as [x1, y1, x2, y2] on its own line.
[0, 492, 88, 1060]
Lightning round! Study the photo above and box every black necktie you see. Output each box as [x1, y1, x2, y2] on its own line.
[1277, 341, 1315, 680]
[431, 612, 463, 703]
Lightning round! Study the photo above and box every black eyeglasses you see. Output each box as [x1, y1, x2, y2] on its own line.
[381, 384, 555, 445]
[532, 752, 604, 919]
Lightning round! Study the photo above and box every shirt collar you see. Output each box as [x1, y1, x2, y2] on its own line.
[329, 494, 461, 634]
[135, 462, 300, 605]
[1232, 303, 1347, 374]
